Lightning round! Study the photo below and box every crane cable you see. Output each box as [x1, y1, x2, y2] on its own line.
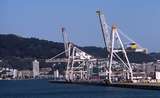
[107, 25, 143, 49]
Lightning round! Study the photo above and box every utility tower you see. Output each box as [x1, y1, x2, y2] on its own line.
[96, 11, 133, 83]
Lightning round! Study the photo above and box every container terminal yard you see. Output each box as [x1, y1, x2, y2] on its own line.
[1, 10, 160, 90]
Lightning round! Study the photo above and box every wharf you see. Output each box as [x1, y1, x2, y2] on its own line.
[108, 83, 160, 90]
[49, 80, 160, 90]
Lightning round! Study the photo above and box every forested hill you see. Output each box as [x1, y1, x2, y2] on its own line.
[0, 34, 159, 64]
[0, 34, 64, 59]
[0, 34, 106, 59]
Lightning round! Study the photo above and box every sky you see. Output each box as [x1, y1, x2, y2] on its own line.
[0, 0, 160, 52]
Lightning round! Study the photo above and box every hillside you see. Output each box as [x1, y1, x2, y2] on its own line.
[0, 34, 159, 69]
[0, 34, 65, 59]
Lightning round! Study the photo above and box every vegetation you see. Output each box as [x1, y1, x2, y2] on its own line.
[0, 34, 159, 69]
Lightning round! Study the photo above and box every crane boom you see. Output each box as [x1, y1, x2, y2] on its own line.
[96, 11, 110, 54]
[61, 27, 69, 57]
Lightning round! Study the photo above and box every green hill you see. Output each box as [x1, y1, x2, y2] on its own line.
[0, 34, 158, 69]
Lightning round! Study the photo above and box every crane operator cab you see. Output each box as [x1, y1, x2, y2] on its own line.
[130, 42, 137, 49]
[126, 42, 147, 53]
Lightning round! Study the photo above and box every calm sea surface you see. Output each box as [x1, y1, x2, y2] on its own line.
[0, 80, 160, 98]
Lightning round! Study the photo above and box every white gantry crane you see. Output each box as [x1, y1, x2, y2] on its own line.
[46, 27, 97, 81]
[96, 11, 133, 83]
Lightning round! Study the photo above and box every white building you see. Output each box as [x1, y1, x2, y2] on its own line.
[33, 60, 39, 78]
[54, 70, 59, 78]
[155, 72, 160, 80]
[13, 69, 18, 79]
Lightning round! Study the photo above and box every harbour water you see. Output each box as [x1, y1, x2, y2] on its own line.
[0, 80, 160, 98]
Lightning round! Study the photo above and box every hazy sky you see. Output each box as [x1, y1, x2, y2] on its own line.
[0, 0, 160, 52]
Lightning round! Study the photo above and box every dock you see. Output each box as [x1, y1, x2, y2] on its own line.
[108, 83, 160, 90]
[49, 80, 160, 90]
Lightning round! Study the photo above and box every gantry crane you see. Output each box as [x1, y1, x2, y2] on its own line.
[46, 27, 97, 81]
[96, 11, 133, 83]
